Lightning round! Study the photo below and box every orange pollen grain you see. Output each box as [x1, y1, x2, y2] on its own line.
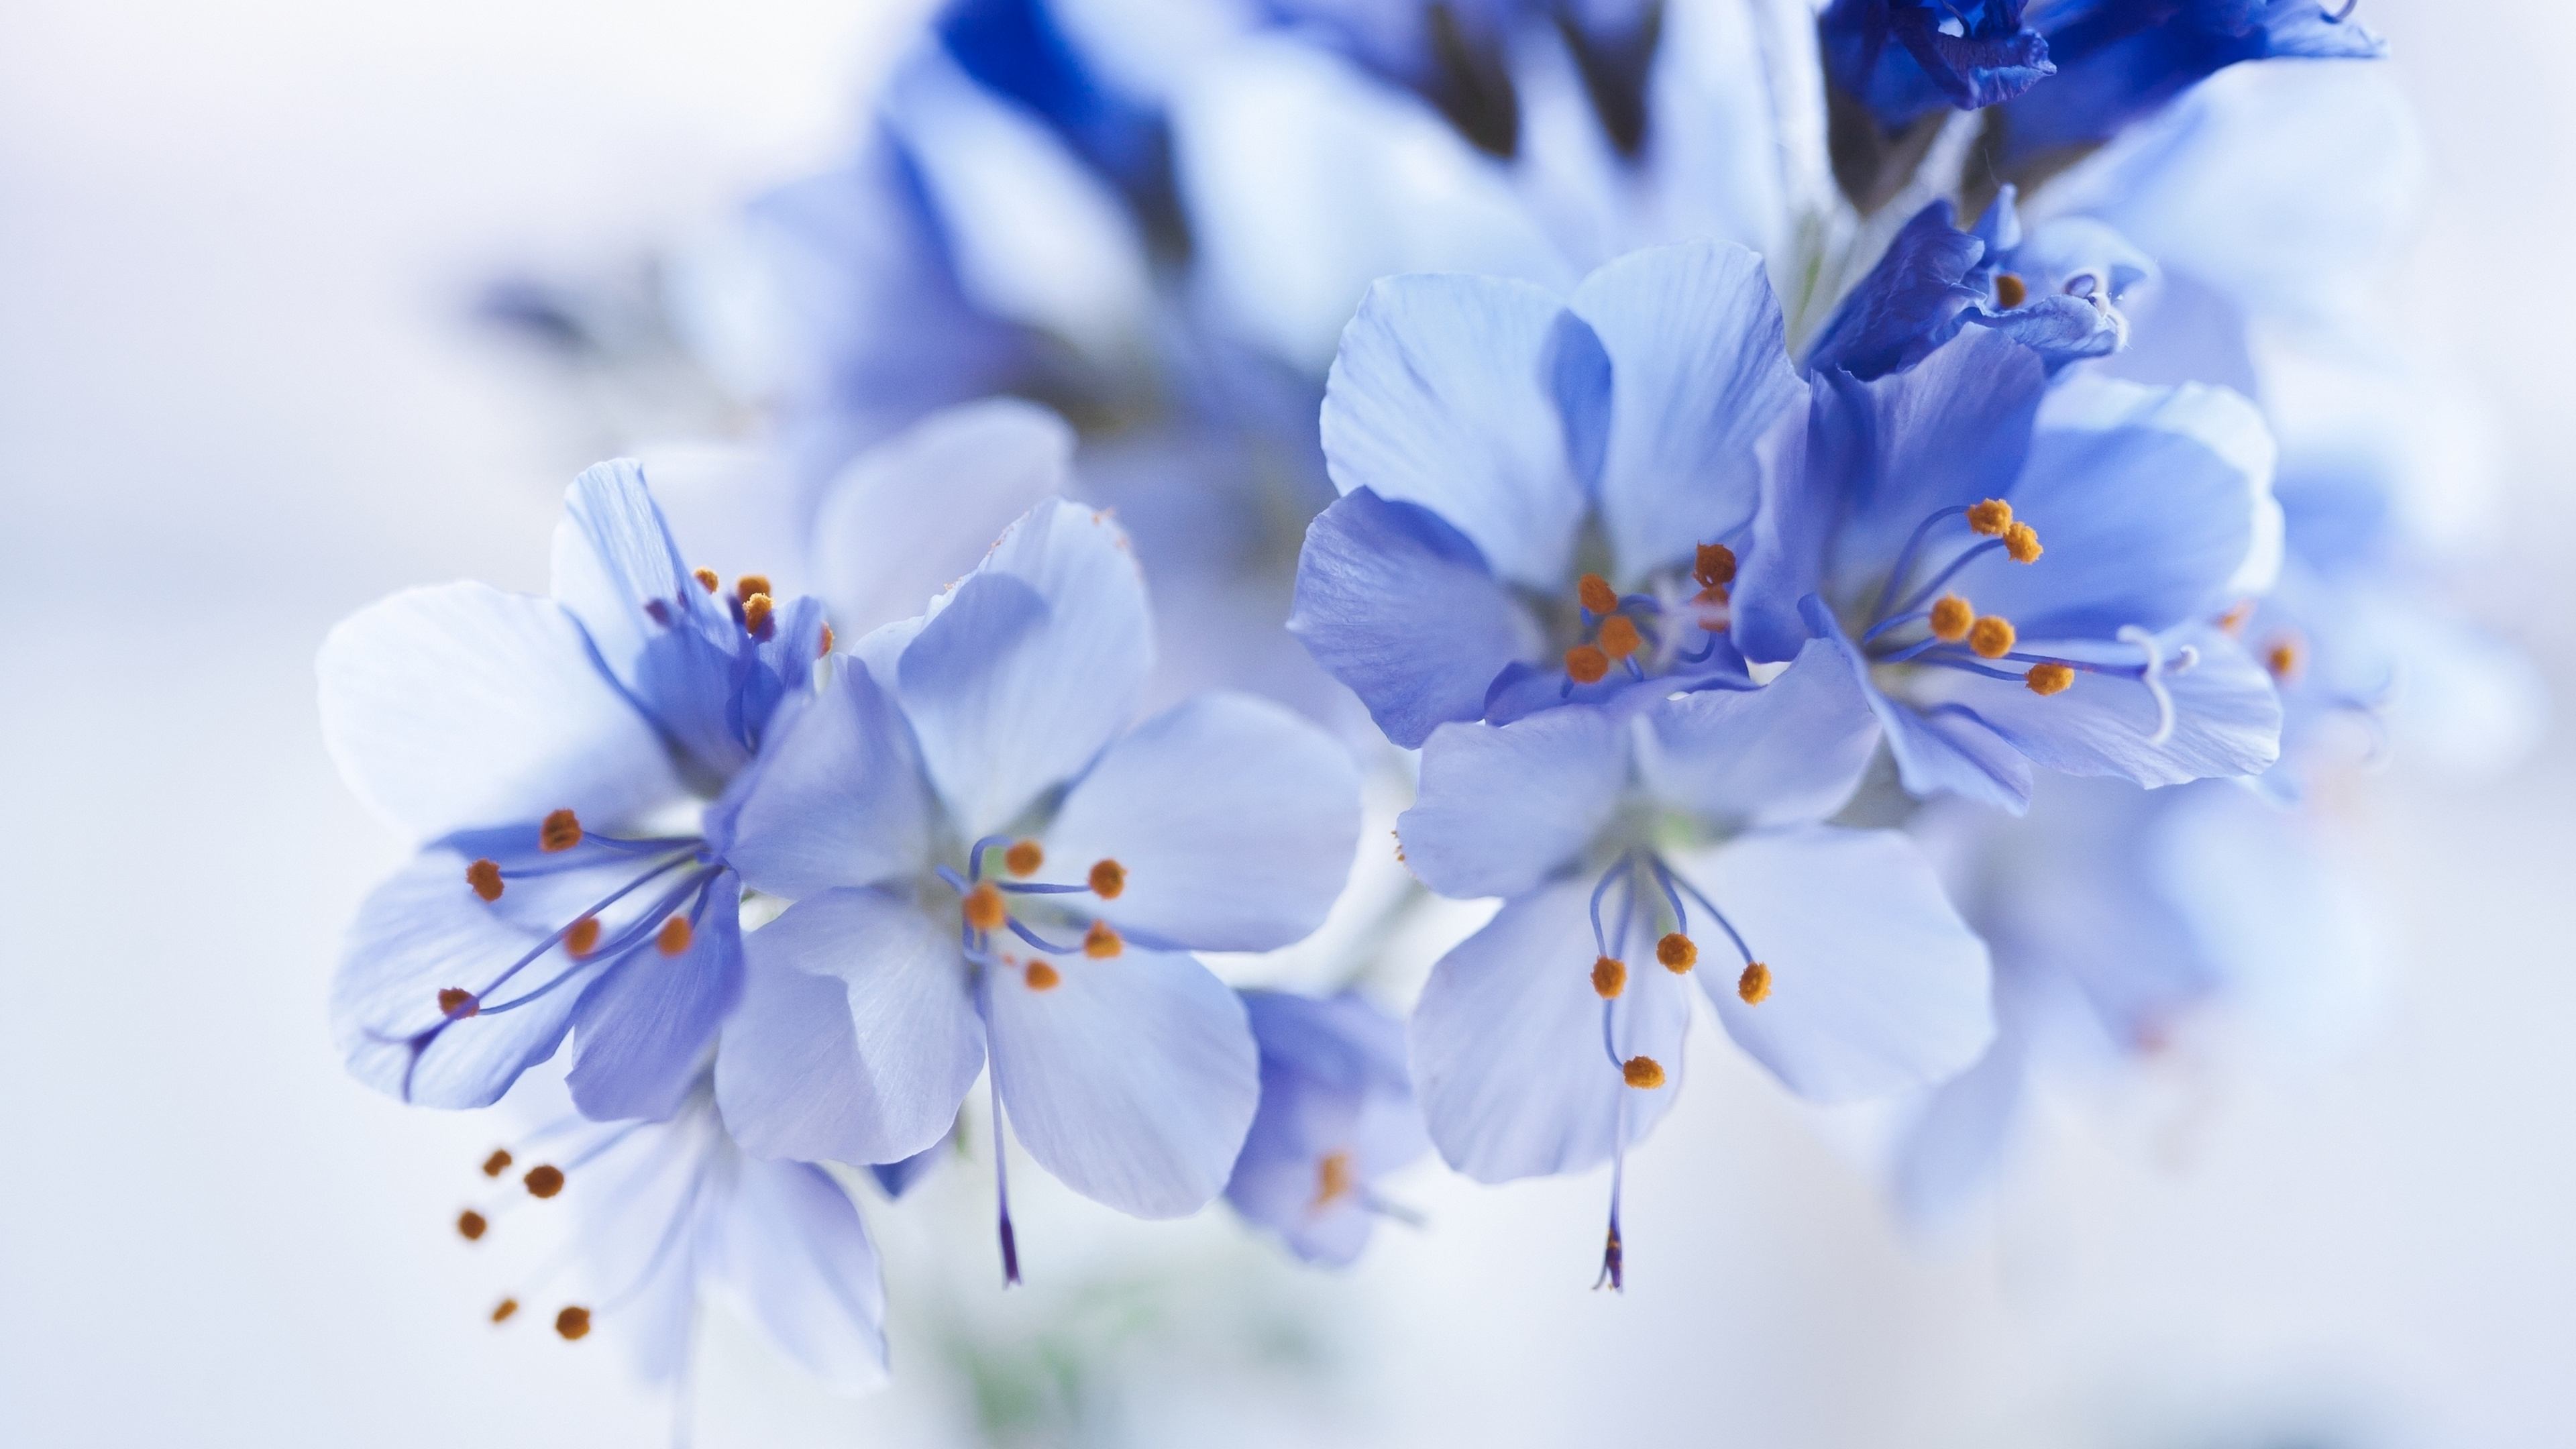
[655, 915, 693, 957]
[1656, 933, 1697, 972]
[1928, 594, 1974, 642]
[2266, 636, 2304, 681]
[539, 809, 582, 853]
[491, 1297, 519, 1324]
[2217, 600, 2254, 635]
[523, 1165, 564, 1199]
[457, 1210, 488, 1242]
[2027, 663, 2075, 696]
[437, 988, 478, 1018]
[1967, 499, 2013, 537]
[1564, 644, 1610, 685]
[1088, 859, 1126, 900]
[1083, 921, 1123, 959]
[1024, 961, 1062, 991]
[1969, 615, 2017, 659]
[1004, 839, 1044, 876]
[1621, 1056, 1666, 1089]
[1577, 572, 1620, 614]
[735, 574, 771, 603]
[741, 593, 774, 635]
[1737, 962, 1772, 1005]
[818, 623, 835, 657]
[565, 916, 602, 958]
[555, 1306, 591, 1340]
[1591, 955, 1627, 999]
[1597, 614, 1643, 660]
[2004, 521, 2043, 564]
[482, 1149, 513, 1178]
[965, 881, 1008, 932]
[691, 568, 719, 594]
[466, 858, 504, 902]
[1695, 543, 1737, 589]
[1993, 272, 2028, 309]
[1314, 1149, 1356, 1207]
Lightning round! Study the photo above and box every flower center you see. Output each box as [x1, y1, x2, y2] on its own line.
[1550, 547, 1737, 698]
[935, 838, 1132, 989]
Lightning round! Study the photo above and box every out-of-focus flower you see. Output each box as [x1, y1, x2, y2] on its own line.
[321, 462, 826, 1119]
[1737, 327, 2286, 814]
[1289, 241, 1803, 746]
[709, 500, 1362, 1272]
[1224, 989, 1430, 1265]
[1820, 0, 2055, 125]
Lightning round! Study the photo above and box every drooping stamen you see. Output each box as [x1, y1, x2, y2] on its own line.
[539, 809, 582, 853]
[1968, 615, 2017, 659]
[1967, 499, 2013, 537]
[1024, 961, 1061, 991]
[1737, 962, 1772, 1004]
[1994, 272, 2028, 309]
[1870, 505, 1971, 621]
[565, 916, 602, 958]
[2026, 663, 2074, 696]
[1621, 1056, 1666, 1089]
[991, 1075, 1021, 1287]
[554, 1306, 591, 1340]
[1929, 594, 1973, 642]
[1313, 1150, 1356, 1208]
[1005, 918, 1083, 956]
[1004, 839, 1044, 876]
[466, 859, 504, 902]
[1577, 572, 1619, 614]
[1082, 921, 1122, 959]
[1656, 934, 1697, 973]
[523, 1165, 566, 1199]
[1087, 859, 1126, 899]
[1564, 644, 1610, 685]
[655, 915, 693, 956]
[437, 987, 478, 1018]
[1591, 955, 1627, 998]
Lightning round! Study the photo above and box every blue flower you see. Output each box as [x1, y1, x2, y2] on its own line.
[1819, 0, 2056, 127]
[1397, 641, 1994, 1283]
[448, 1074, 888, 1393]
[1737, 327, 2286, 814]
[1224, 989, 1431, 1266]
[708, 499, 1363, 1268]
[321, 462, 830, 1120]
[1289, 242, 1805, 746]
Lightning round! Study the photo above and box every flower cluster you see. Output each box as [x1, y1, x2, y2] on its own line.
[327, 0, 2526, 1414]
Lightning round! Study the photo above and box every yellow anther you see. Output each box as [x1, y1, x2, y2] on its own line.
[1694, 543, 1737, 590]
[818, 623, 835, 657]
[1591, 955, 1627, 999]
[1621, 1056, 1666, 1089]
[1597, 614, 1642, 660]
[655, 915, 693, 957]
[2266, 634, 2304, 682]
[1004, 839, 1044, 876]
[555, 1306, 591, 1340]
[2004, 521, 2043, 564]
[1928, 594, 1973, 642]
[1564, 644, 1610, 685]
[964, 881, 1008, 932]
[1656, 933, 1697, 973]
[457, 1210, 488, 1242]
[481, 1149, 513, 1178]
[1967, 499, 2013, 536]
[565, 916, 601, 958]
[1024, 961, 1061, 991]
[1088, 859, 1126, 900]
[539, 809, 582, 853]
[2217, 600, 2254, 635]
[466, 858, 504, 902]
[1969, 615, 2017, 659]
[2026, 663, 2074, 696]
[490, 1297, 519, 1324]
[1993, 272, 2028, 309]
[1314, 1149, 1356, 1207]
[523, 1165, 564, 1199]
[1083, 921, 1124, 959]
[1737, 962, 1771, 1005]
[735, 574, 771, 603]
[1577, 573, 1619, 614]
[691, 568, 719, 594]
[742, 593, 774, 636]
[437, 987, 478, 1018]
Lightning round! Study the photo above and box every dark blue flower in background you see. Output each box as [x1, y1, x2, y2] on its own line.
[1819, 0, 2056, 128]
[1225, 990, 1431, 1266]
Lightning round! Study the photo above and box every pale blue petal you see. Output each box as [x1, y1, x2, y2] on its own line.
[1731, 400, 1822, 662]
[317, 583, 686, 841]
[1320, 272, 1593, 588]
[1635, 640, 1880, 828]
[564, 871, 745, 1122]
[709, 1157, 890, 1395]
[1042, 694, 1362, 952]
[1889, 1015, 2026, 1231]
[984, 947, 1259, 1218]
[1408, 878, 1691, 1183]
[1925, 626, 2283, 787]
[1678, 827, 1994, 1102]
[1226, 990, 1424, 1267]
[716, 888, 985, 1165]
[1804, 596, 2033, 813]
[710, 665, 934, 899]
[1398, 709, 1628, 900]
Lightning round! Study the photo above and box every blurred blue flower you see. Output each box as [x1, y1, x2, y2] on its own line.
[1225, 990, 1431, 1266]
[1289, 241, 1804, 746]
[708, 499, 1362, 1270]
[1819, 0, 2055, 127]
[321, 462, 827, 1120]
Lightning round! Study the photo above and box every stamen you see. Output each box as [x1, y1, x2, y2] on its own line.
[734, 574, 770, 603]
[2116, 625, 2180, 745]
[818, 623, 835, 656]
[1082, 921, 1122, 959]
[654, 915, 693, 956]
[691, 568, 718, 594]
[741, 594, 774, 637]
[1577, 573, 1619, 614]
[466, 859, 504, 902]
[1929, 594, 1973, 642]
[2004, 522, 2043, 564]
[565, 916, 602, 958]
[1621, 1056, 1666, 1089]
[457, 1210, 488, 1240]
[964, 881, 1008, 932]
[1656, 934, 1697, 973]
[523, 1165, 565, 1199]
[554, 1306, 591, 1341]
[1969, 615, 2017, 659]
[1314, 1150, 1356, 1207]
[2266, 634, 2304, 681]
[1564, 645, 1610, 684]
[482, 1149, 513, 1177]
[539, 809, 582, 853]
[2217, 600, 2253, 634]
[1024, 961, 1061, 991]
[1967, 499, 2013, 537]
[490, 1297, 519, 1324]
[1087, 859, 1126, 900]
[1597, 614, 1642, 660]
[437, 988, 478, 1018]
[1004, 840, 1044, 876]
[1591, 955, 1627, 999]
[1694, 543, 1736, 592]
[2026, 663, 2075, 696]
[1737, 962, 1771, 1004]
[1994, 272, 2027, 309]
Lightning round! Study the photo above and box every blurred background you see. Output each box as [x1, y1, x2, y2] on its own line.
[3, 1, 2571, 1444]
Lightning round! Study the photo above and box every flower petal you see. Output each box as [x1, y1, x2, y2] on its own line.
[708, 1157, 890, 1395]
[1226, 990, 1426, 1267]
[564, 871, 745, 1123]
[1803, 597, 2033, 812]
[1398, 710, 1627, 901]
[710, 664, 934, 899]
[1636, 639, 1881, 829]
[983, 947, 1258, 1218]
[1925, 626, 2283, 787]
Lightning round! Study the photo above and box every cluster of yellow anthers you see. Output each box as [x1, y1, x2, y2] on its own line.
[1562, 544, 1736, 686]
[1587, 926, 1771, 1091]
[454, 1148, 592, 1341]
[1927, 500, 2068, 696]
[443, 808, 692, 1020]
[688, 567, 835, 655]
[961, 841, 1130, 993]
